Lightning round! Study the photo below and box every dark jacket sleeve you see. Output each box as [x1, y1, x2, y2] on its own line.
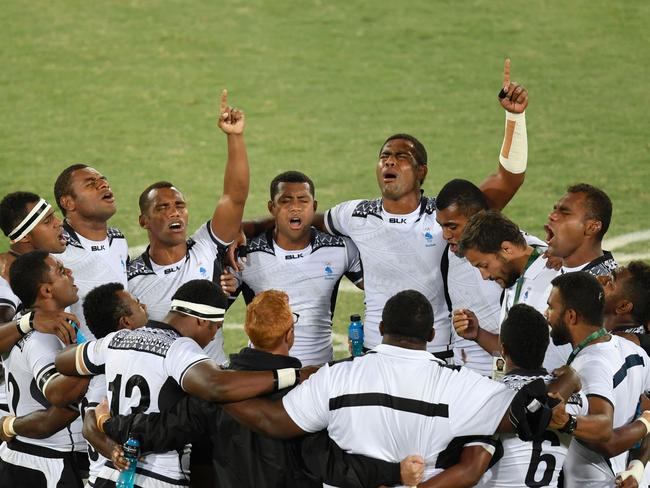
[635, 334, 650, 358]
[300, 431, 402, 488]
[104, 395, 218, 453]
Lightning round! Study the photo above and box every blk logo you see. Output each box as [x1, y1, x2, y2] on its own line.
[389, 218, 407, 224]
[285, 253, 303, 260]
[164, 265, 181, 275]
[91, 245, 106, 252]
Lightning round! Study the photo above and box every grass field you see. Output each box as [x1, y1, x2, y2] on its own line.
[1, 1, 649, 357]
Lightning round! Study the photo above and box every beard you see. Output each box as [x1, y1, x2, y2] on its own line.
[502, 268, 521, 289]
[550, 319, 572, 346]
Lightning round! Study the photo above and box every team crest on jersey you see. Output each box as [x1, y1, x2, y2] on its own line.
[199, 266, 208, 278]
[324, 263, 335, 280]
[423, 228, 436, 247]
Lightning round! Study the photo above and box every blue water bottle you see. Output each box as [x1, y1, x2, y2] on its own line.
[69, 320, 87, 344]
[116, 437, 140, 488]
[348, 314, 364, 357]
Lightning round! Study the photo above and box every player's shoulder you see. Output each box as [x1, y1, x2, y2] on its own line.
[348, 198, 382, 219]
[420, 195, 437, 215]
[584, 251, 618, 277]
[107, 227, 126, 241]
[311, 228, 347, 252]
[247, 230, 275, 256]
[127, 252, 155, 280]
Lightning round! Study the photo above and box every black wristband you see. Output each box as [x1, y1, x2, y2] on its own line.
[272, 369, 279, 391]
[15, 320, 25, 337]
[559, 414, 577, 434]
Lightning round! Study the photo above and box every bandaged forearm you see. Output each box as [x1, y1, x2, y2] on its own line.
[499, 111, 527, 174]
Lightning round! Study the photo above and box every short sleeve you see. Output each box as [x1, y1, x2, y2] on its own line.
[324, 200, 364, 238]
[343, 238, 363, 284]
[282, 364, 331, 433]
[566, 391, 589, 416]
[23, 332, 64, 395]
[165, 337, 212, 388]
[579, 358, 614, 406]
[0, 276, 20, 316]
[191, 221, 232, 260]
[447, 368, 516, 437]
[82, 375, 107, 414]
[81, 332, 116, 375]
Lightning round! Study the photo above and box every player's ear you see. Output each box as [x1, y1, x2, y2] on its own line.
[39, 282, 53, 300]
[267, 200, 274, 215]
[417, 164, 428, 186]
[585, 219, 602, 238]
[313, 200, 318, 212]
[616, 299, 634, 317]
[59, 195, 75, 215]
[138, 214, 148, 229]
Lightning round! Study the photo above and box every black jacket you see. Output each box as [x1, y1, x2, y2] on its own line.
[104, 347, 401, 488]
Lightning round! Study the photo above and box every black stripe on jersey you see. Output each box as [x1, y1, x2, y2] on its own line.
[326, 211, 346, 237]
[6, 438, 69, 458]
[179, 358, 212, 387]
[82, 343, 105, 375]
[0, 298, 17, 307]
[36, 364, 57, 394]
[586, 393, 615, 410]
[613, 354, 645, 388]
[329, 393, 449, 418]
[101, 462, 190, 485]
[436, 435, 500, 469]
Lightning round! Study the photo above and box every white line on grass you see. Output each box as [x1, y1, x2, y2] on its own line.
[603, 230, 650, 250]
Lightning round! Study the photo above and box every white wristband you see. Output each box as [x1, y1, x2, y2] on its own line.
[276, 368, 297, 390]
[637, 414, 650, 436]
[18, 312, 33, 334]
[75, 343, 91, 376]
[618, 459, 645, 484]
[499, 111, 527, 174]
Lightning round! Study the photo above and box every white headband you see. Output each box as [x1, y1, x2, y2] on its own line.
[170, 299, 225, 322]
[9, 198, 52, 243]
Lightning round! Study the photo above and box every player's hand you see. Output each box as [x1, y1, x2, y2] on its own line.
[219, 271, 238, 296]
[226, 231, 247, 272]
[111, 444, 130, 471]
[552, 365, 581, 394]
[217, 89, 245, 135]
[452, 309, 479, 340]
[400, 454, 425, 486]
[498, 59, 528, 113]
[32, 310, 78, 345]
[543, 250, 563, 271]
[548, 392, 569, 430]
[615, 475, 639, 488]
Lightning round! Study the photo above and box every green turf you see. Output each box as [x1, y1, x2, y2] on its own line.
[2, 0, 649, 356]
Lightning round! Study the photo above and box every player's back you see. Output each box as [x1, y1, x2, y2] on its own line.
[477, 372, 587, 488]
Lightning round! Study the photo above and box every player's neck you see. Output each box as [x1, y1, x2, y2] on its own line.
[562, 243, 603, 268]
[603, 312, 636, 331]
[260, 343, 290, 356]
[513, 245, 535, 275]
[66, 214, 108, 241]
[273, 229, 311, 251]
[148, 240, 187, 266]
[382, 334, 427, 350]
[32, 300, 67, 313]
[381, 190, 421, 215]
[571, 324, 608, 348]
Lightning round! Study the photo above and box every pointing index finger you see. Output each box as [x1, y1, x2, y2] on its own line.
[503, 58, 511, 91]
[220, 89, 228, 117]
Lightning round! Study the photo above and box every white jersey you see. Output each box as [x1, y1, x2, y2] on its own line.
[60, 223, 128, 340]
[564, 335, 650, 485]
[238, 229, 362, 365]
[325, 197, 450, 355]
[445, 247, 502, 375]
[0, 275, 21, 317]
[477, 371, 588, 488]
[282, 344, 515, 487]
[1, 330, 83, 451]
[128, 222, 230, 365]
[560, 250, 618, 277]
[80, 374, 108, 485]
[80, 321, 212, 487]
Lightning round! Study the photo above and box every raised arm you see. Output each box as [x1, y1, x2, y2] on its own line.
[479, 59, 528, 211]
[210, 89, 250, 244]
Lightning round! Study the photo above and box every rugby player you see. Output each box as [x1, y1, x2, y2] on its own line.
[0, 252, 92, 487]
[54, 161, 129, 340]
[128, 90, 248, 364]
[93, 290, 424, 488]
[547, 272, 650, 486]
[226, 171, 363, 365]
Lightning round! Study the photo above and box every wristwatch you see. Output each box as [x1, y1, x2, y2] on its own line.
[559, 414, 578, 434]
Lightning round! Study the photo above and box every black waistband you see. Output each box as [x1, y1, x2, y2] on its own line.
[6, 439, 73, 459]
